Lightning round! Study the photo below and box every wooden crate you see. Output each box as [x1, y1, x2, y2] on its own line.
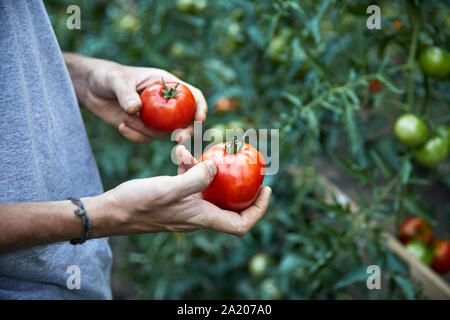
[315, 171, 450, 299]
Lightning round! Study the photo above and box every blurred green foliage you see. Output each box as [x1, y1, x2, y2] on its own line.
[45, 0, 450, 299]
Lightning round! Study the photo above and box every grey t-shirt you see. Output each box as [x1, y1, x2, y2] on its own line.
[0, 1, 112, 299]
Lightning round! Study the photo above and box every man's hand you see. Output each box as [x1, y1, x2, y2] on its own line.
[0, 146, 271, 253]
[95, 145, 272, 237]
[64, 53, 207, 144]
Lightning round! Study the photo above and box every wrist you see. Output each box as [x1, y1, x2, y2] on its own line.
[81, 193, 126, 238]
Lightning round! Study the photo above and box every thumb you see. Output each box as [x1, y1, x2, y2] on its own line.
[112, 75, 142, 114]
[169, 160, 217, 202]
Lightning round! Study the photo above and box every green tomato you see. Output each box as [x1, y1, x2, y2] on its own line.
[176, 0, 195, 13]
[268, 28, 292, 62]
[394, 114, 429, 148]
[415, 136, 448, 167]
[248, 253, 271, 277]
[405, 241, 434, 265]
[419, 47, 450, 79]
[227, 22, 245, 44]
[118, 14, 140, 32]
[193, 0, 207, 12]
[436, 125, 450, 149]
[261, 279, 283, 300]
[169, 42, 188, 59]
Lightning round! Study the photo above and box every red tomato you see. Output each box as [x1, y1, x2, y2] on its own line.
[140, 81, 196, 131]
[215, 97, 238, 113]
[431, 240, 450, 274]
[201, 137, 265, 211]
[368, 79, 383, 93]
[398, 216, 433, 245]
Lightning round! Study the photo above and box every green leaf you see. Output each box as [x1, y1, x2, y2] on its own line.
[333, 267, 369, 290]
[279, 254, 314, 274]
[370, 150, 392, 179]
[394, 275, 416, 300]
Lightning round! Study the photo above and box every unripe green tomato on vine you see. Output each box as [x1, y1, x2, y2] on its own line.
[169, 42, 188, 59]
[394, 114, 429, 148]
[227, 22, 245, 45]
[405, 241, 434, 265]
[268, 28, 292, 62]
[176, 0, 195, 13]
[415, 136, 448, 167]
[436, 125, 450, 149]
[261, 279, 283, 300]
[118, 14, 141, 32]
[193, 0, 207, 12]
[419, 47, 450, 79]
[248, 253, 271, 277]
[177, 0, 206, 14]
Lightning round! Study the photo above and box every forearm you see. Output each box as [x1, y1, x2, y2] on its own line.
[63, 52, 118, 107]
[0, 195, 116, 254]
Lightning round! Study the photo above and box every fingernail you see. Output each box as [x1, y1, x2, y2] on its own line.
[205, 160, 217, 176]
[267, 187, 272, 195]
[118, 123, 128, 133]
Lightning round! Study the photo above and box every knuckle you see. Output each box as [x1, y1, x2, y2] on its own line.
[234, 223, 249, 237]
[107, 70, 121, 83]
[235, 229, 248, 237]
[199, 163, 211, 187]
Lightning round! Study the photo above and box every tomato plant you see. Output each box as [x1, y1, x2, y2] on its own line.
[414, 136, 448, 167]
[48, 0, 450, 300]
[394, 114, 429, 148]
[431, 240, 450, 274]
[201, 137, 265, 211]
[418, 47, 450, 79]
[140, 81, 196, 131]
[405, 241, 434, 265]
[398, 216, 433, 245]
[436, 125, 450, 148]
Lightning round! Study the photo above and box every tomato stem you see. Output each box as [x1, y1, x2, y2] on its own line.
[225, 136, 243, 154]
[161, 77, 179, 100]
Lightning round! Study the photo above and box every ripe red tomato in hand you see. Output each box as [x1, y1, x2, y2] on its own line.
[431, 240, 450, 274]
[201, 137, 265, 211]
[398, 216, 433, 245]
[140, 81, 196, 131]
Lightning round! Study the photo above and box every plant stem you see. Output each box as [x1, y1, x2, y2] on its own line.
[405, 0, 420, 113]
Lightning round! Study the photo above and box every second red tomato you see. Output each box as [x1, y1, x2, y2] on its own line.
[398, 216, 433, 245]
[201, 139, 265, 211]
[431, 240, 450, 274]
